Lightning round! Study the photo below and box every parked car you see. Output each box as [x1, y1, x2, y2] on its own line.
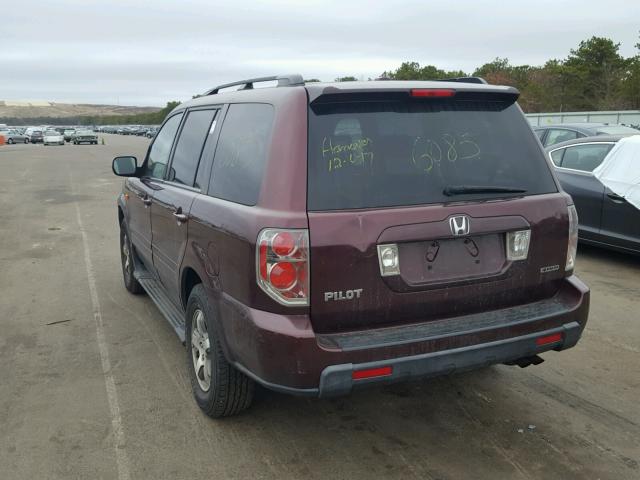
[145, 127, 158, 138]
[73, 130, 98, 145]
[2, 129, 29, 144]
[64, 129, 76, 142]
[546, 135, 640, 254]
[534, 123, 639, 147]
[28, 129, 44, 143]
[112, 75, 590, 417]
[43, 129, 65, 146]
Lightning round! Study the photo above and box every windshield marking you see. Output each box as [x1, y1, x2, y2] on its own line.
[322, 136, 374, 172]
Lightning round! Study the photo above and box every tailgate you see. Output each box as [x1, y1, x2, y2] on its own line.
[308, 194, 569, 334]
[306, 88, 566, 334]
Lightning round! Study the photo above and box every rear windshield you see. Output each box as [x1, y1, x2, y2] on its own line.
[307, 99, 558, 210]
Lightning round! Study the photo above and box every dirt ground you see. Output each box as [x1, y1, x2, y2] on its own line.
[0, 135, 638, 479]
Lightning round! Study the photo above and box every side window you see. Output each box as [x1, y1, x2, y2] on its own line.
[142, 113, 183, 179]
[167, 109, 217, 187]
[550, 148, 564, 166]
[544, 129, 578, 147]
[208, 104, 275, 205]
[560, 144, 613, 172]
[534, 129, 545, 140]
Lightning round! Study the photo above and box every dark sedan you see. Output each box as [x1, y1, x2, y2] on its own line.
[73, 130, 98, 145]
[28, 130, 44, 143]
[535, 123, 639, 147]
[546, 135, 640, 254]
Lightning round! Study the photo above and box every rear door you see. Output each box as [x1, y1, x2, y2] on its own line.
[551, 143, 613, 241]
[150, 107, 219, 306]
[127, 113, 184, 267]
[601, 190, 640, 251]
[306, 91, 567, 334]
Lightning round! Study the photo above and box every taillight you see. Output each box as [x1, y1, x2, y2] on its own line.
[566, 205, 579, 272]
[272, 231, 296, 257]
[257, 229, 309, 306]
[411, 88, 456, 98]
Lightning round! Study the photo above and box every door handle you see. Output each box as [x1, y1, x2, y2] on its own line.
[607, 192, 625, 204]
[173, 211, 188, 223]
[142, 197, 152, 206]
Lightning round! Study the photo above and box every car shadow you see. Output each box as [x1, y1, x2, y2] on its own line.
[209, 364, 617, 480]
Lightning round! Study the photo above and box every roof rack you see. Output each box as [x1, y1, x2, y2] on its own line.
[436, 76, 488, 85]
[204, 74, 304, 95]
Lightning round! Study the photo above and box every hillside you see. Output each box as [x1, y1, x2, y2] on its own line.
[0, 101, 161, 122]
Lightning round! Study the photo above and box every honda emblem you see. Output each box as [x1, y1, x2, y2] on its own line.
[449, 215, 470, 236]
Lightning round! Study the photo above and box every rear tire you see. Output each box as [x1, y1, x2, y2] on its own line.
[7, 138, 14, 144]
[120, 222, 143, 294]
[186, 284, 254, 418]
[24, 138, 29, 144]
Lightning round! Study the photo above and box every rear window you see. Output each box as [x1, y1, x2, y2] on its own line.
[544, 129, 579, 146]
[558, 143, 613, 172]
[209, 103, 274, 206]
[308, 100, 558, 210]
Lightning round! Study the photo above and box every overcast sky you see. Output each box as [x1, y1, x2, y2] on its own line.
[2, 0, 639, 106]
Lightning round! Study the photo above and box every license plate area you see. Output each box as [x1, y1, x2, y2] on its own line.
[398, 234, 507, 286]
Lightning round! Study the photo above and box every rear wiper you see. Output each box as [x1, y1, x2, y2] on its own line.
[443, 185, 527, 196]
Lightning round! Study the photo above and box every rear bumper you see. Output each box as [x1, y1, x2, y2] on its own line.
[318, 321, 580, 397]
[217, 275, 589, 397]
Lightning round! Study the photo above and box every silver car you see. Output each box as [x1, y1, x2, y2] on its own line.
[2, 130, 29, 144]
[43, 129, 65, 146]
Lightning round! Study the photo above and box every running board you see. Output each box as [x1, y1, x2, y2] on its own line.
[134, 267, 186, 343]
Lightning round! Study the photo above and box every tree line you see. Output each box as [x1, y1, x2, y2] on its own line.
[380, 36, 640, 112]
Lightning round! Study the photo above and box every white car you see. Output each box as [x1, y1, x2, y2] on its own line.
[43, 130, 64, 146]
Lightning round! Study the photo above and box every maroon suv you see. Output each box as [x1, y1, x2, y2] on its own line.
[112, 75, 589, 417]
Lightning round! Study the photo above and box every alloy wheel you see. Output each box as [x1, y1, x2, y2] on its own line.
[122, 232, 131, 274]
[191, 309, 211, 392]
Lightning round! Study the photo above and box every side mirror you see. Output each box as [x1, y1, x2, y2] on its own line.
[112, 156, 138, 176]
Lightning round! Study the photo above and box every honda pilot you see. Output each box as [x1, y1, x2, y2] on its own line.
[112, 75, 590, 417]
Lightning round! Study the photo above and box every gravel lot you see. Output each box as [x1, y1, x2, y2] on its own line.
[0, 135, 638, 479]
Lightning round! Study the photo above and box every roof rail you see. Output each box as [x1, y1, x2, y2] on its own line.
[204, 74, 304, 95]
[436, 76, 488, 85]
